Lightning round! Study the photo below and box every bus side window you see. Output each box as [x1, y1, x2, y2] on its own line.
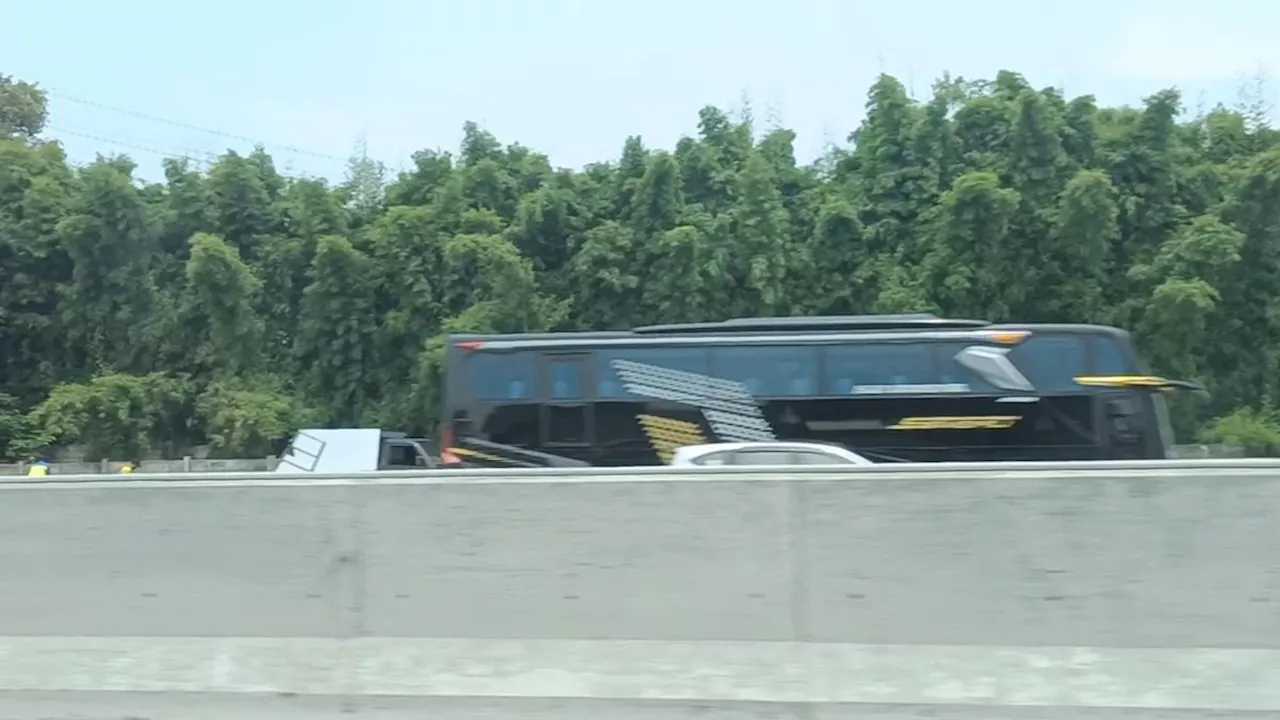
[710, 346, 818, 397]
[1093, 337, 1133, 374]
[468, 352, 536, 401]
[1008, 336, 1086, 393]
[597, 348, 710, 398]
[823, 344, 931, 393]
[784, 363, 814, 395]
[547, 358, 585, 399]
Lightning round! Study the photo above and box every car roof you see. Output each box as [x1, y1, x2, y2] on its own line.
[673, 441, 862, 458]
[675, 440, 844, 450]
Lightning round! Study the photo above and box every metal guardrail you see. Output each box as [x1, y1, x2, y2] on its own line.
[5, 457, 1280, 487]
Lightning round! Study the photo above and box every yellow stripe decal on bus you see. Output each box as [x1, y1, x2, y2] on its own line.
[447, 446, 510, 464]
[888, 416, 1023, 430]
[636, 414, 707, 464]
[1074, 375, 1173, 387]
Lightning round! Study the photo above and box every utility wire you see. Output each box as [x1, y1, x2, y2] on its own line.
[45, 88, 348, 164]
[48, 126, 216, 165]
[47, 125, 323, 180]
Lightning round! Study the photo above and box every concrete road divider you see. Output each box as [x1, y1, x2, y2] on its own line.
[0, 460, 1277, 717]
[0, 637, 1275, 711]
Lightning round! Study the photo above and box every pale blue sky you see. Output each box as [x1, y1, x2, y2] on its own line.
[2, 0, 1277, 182]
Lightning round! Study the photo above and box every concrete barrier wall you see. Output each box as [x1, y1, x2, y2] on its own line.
[0, 477, 796, 640]
[2, 463, 1280, 716]
[3, 464, 1279, 647]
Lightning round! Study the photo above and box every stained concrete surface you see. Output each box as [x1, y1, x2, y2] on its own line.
[0, 473, 1277, 646]
[0, 467, 1275, 716]
[0, 694, 1273, 720]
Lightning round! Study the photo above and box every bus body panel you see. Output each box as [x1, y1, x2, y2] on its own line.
[442, 319, 1175, 466]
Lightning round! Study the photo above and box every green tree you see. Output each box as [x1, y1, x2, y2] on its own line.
[1044, 170, 1117, 321]
[55, 158, 158, 376]
[293, 235, 377, 425]
[27, 373, 192, 459]
[921, 171, 1021, 319]
[206, 151, 276, 258]
[6, 67, 1280, 456]
[0, 138, 74, 402]
[182, 233, 264, 377]
[196, 377, 317, 457]
[0, 74, 47, 139]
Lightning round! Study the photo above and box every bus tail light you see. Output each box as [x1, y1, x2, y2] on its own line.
[454, 340, 485, 351]
[439, 425, 462, 465]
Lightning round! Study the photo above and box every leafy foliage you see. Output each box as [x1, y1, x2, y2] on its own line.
[4, 70, 1280, 458]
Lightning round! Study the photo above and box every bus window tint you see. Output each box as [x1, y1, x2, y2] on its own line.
[468, 352, 537, 400]
[546, 357, 585, 399]
[823, 344, 933, 394]
[1008, 335, 1087, 393]
[597, 347, 710, 398]
[711, 346, 819, 396]
[1094, 337, 1134, 375]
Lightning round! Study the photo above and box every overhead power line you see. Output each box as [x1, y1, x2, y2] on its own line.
[48, 126, 215, 164]
[47, 125, 324, 180]
[45, 88, 348, 164]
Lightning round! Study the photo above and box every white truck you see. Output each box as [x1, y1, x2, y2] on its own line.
[274, 428, 438, 473]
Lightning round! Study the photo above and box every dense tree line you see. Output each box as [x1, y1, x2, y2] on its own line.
[3, 69, 1280, 460]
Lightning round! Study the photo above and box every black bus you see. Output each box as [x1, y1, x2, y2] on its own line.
[439, 314, 1204, 466]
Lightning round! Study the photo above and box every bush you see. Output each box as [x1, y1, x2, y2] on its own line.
[1201, 407, 1280, 456]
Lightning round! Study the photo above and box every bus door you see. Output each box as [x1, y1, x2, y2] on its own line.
[539, 353, 595, 449]
[1096, 390, 1151, 460]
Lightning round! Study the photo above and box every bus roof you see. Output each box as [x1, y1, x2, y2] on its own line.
[634, 314, 990, 334]
[448, 316, 1133, 350]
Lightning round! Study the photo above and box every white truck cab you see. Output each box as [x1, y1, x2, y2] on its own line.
[274, 428, 437, 473]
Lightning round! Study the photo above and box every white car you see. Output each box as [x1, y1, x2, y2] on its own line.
[670, 441, 874, 467]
